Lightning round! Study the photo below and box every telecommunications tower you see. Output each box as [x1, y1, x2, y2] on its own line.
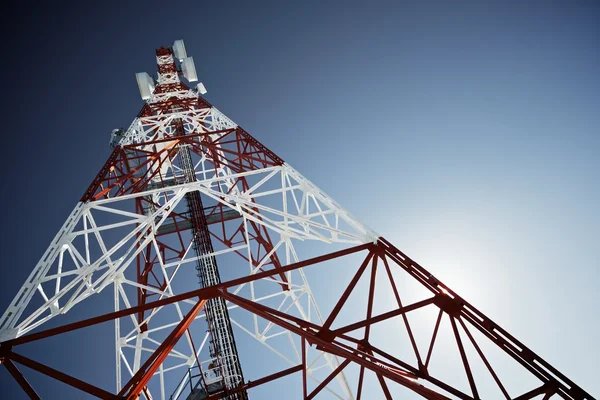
[0, 41, 595, 400]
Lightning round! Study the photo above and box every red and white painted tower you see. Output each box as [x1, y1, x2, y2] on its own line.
[0, 41, 595, 400]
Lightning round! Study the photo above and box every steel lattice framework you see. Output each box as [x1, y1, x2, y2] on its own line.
[0, 42, 595, 400]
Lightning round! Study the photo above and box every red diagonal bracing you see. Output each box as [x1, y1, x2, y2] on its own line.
[5, 44, 593, 400]
[307, 358, 352, 400]
[118, 299, 208, 399]
[138, 96, 209, 117]
[0, 244, 371, 399]
[3, 359, 40, 400]
[82, 128, 284, 202]
[6, 351, 117, 399]
[80, 115, 289, 337]
[218, 239, 594, 400]
[203, 365, 304, 400]
[0, 297, 300, 399]
[1, 239, 594, 399]
[221, 290, 452, 400]
[206, 206, 288, 287]
[378, 238, 594, 400]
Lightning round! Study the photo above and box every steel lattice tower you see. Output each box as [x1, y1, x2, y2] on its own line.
[0, 41, 595, 400]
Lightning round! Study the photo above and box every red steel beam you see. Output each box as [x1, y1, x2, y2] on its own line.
[2, 237, 591, 399]
[381, 254, 424, 368]
[8, 351, 117, 399]
[119, 299, 207, 399]
[356, 365, 366, 400]
[457, 317, 510, 399]
[379, 238, 592, 400]
[3, 359, 41, 400]
[204, 364, 303, 400]
[1, 243, 372, 349]
[514, 383, 555, 400]
[301, 338, 307, 399]
[0, 243, 372, 400]
[450, 316, 478, 399]
[332, 296, 436, 336]
[425, 309, 443, 369]
[86, 127, 284, 201]
[221, 290, 451, 400]
[320, 251, 374, 333]
[121, 128, 234, 150]
[307, 358, 351, 400]
[375, 372, 393, 400]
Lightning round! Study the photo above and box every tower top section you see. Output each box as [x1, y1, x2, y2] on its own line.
[135, 39, 206, 103]
[110, 40, 216, 148]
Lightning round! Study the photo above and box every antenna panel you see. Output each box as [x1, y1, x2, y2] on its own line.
[173, 40, 187, 61]
[135, 72, 155, 100]
[182, 57, 198, 82]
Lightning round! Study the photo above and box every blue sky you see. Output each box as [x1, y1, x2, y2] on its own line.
[0, 1, 598, 398]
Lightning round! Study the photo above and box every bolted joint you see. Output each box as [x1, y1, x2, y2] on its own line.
[433, 293, 463, 317]
[417, 362, 429, 378]
[356, 338, 371, 353]
[0, 342, 12, 361]
[315, 327, 336, 343]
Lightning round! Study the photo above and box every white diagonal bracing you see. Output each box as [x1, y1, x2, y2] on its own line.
[0, 99, 377, 399]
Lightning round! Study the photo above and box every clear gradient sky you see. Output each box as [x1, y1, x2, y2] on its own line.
[0, 1, 598, 399]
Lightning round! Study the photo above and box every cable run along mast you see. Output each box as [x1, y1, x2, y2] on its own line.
[0, 40, 595, 400]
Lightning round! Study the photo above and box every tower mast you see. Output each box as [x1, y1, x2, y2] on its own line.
[152, 46, 247, 398]
[0, 40, 594, 400]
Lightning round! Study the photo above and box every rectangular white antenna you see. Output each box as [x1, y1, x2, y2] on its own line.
[135, 72, 155, 100]
[181, 57, 198, 82]
[197, 82, 207, 95]
[173, 40, 187, 61]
